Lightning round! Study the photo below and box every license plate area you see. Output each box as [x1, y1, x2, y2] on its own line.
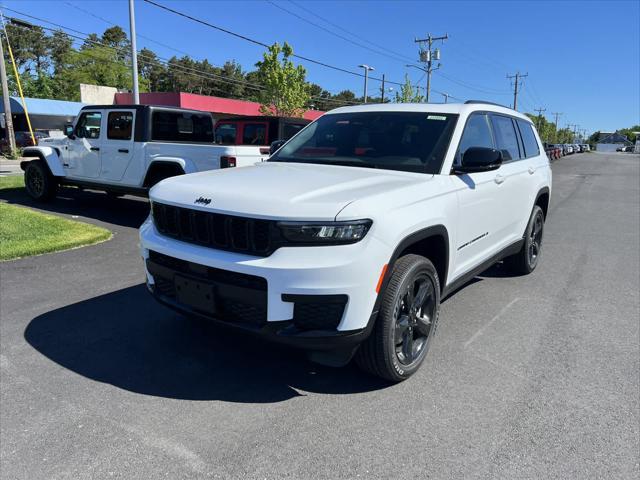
[175, 274, 216, 313]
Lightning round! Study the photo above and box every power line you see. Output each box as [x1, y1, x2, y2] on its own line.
[5, 17, 363, 108]
[289, 0, 415, 63]
[63, 1, 193, 58]
[3, 9, 363, 107]
[142, 0, 389, 83]
[265, 0, 409, 64]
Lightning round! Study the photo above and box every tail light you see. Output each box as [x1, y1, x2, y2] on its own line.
[220, 156, 236, 168]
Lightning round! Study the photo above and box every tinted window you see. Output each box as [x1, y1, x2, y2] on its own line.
[75, 112, 102, 139]
[151, 111, 213, 143]
[456, 114, 494, 165]
[270, 112, 458, 174]
[215, 123, 237, 145]
[491, 115, 521, 161]
[516, 119, 540, 158]
[242, 123, 267, 145]
[107, 111, 133, 140]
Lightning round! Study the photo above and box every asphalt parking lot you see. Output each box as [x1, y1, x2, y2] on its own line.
[1, 152, 638, 479]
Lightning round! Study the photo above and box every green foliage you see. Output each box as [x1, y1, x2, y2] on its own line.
[618, 125, 640, 143]
[3, 25, 363, 112]
[395, 74, 423, 103]
[254, 42, 310, 117]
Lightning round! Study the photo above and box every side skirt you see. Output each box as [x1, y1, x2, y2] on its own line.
[59, 179, 148, 197]
[442, 239, 524, 299]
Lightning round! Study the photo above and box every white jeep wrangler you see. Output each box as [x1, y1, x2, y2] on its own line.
[139, 101, 552, 382]
[21, 104, 264, 201]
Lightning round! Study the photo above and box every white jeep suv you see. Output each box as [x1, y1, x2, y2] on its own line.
[139, 101, 551, 382]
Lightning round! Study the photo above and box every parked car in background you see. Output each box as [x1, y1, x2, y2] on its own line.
[21, 104, 250, 201]
[565, 144, 574, 154]
[213, 116, 310, 166]
[140, 101, 552, 382]
[548, 144, 564, 158]
[1, 131, 49, 151]
[580, 144, 590, 152]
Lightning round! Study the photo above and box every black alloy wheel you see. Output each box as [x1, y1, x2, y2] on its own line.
[394, 273, 437, 366]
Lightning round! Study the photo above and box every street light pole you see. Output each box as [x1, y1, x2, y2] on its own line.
[358, 64, 374, 103]
[128, 0, 140, 104]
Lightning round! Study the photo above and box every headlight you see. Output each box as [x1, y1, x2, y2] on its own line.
[278, 219, 372, 245]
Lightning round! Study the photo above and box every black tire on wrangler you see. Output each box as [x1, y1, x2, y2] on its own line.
[504, 205, 545, 275]
[24, 160, 57, 201]
[356, 254, 441, 382]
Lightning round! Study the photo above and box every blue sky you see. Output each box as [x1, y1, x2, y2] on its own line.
[3, 0, 639, 133]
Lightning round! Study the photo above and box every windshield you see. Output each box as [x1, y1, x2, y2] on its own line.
[269, 111, 458, 174]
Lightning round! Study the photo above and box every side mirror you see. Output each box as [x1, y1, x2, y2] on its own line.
[455, 147, 503, 174]
[270, 139, 286, 156]
[65, 124, 75, 139]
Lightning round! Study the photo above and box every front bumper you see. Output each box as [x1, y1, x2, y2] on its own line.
[139, 216, 390, 349]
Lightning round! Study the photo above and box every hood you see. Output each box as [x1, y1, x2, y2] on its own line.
[150, 162, 429, 220]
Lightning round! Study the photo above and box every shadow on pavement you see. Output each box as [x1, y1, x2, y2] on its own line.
[24, 284, 390, 403]
[0, 186, 149, 229]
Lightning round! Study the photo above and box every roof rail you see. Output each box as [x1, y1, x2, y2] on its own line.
[464, 100, 508, 108]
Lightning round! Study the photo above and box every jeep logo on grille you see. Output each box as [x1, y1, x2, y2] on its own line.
[194, 196, 211, 205]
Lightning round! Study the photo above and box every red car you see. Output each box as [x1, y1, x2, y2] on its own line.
[1, 131, 48, 151]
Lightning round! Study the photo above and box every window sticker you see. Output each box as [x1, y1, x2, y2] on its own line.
[427, 115, 447, 121]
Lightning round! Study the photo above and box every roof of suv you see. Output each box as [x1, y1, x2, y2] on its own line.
[327, 102, 533, 123]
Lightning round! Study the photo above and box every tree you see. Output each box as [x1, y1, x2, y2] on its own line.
[618, 125, 640, 143]
[331, 89, 357, 107]
[254, 42, 309, 117]
[395, 74, 423, 103]
[138, 48, 167, 92]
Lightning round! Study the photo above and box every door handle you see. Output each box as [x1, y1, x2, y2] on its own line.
[528, 166, 536, 174]
[90, 147, 100, 152]
[118, 149, 129, 153]
[494, 174, 505, 184]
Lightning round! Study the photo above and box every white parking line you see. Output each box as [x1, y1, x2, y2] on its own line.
[464, 297, 520, 349]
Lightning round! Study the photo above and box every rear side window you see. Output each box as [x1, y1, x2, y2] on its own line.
[456, 113, 494, 165]
[151, 111, 214, 143]
[516, 119, 540, 158]
[491, 115, 521, 161]
[107, 111, 133, 140]
[242, 123, 267, 145]
[215, 123, 237, 145]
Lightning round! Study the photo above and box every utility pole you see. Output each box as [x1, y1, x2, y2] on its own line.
[441, 92, 450, 103]
[358, 64, 374, 103]
[567, 124, 578, 143]
[0, 29, 15, 154]
[380, 74, 386, 103]
[415, 33, 448, 103]
[534, 107, 546, 138]
[506, 71, 528, 111]
[552, 112, 562, 142]
[128, 0, 140, 104]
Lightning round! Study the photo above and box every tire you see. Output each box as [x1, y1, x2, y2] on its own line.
[24, 160, 57, 201]
[356, 254, 440, 382]
[504, 205, 545, 275]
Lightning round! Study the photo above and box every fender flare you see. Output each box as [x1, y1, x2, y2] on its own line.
[534, 186, 550, 218]
[21, 146, 65, 177]
[366, 225, 450, 327]
[142, 159, 187, 187]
